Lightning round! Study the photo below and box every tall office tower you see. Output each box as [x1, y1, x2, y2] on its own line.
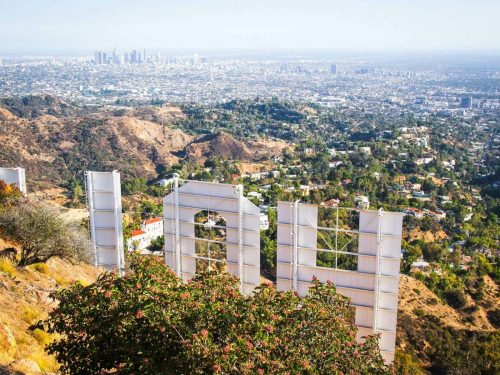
[124, 52, 130, 63]
[102, 52, 108, 64]
[330, 64, 337, 74]
[192, 53, 200, 66]
[131, 50, 138, 63]
[143, 49, 146, 62]
[138, 52, 142, 63]
[112, 48, 117, 64]
[94, 51, 103, 64]
[460, 96, 473, 109]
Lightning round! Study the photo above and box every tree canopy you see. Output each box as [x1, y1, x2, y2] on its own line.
[38, 256, 390, 374]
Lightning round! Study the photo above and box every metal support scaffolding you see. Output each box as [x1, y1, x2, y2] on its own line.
[373, 208, 383, 334]
[237, 185, 244, 291]
[292, 200, 299, 291]
[173, 173, 181, 275]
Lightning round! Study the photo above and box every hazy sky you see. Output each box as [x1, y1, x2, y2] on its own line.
[1, 0, 499, 53]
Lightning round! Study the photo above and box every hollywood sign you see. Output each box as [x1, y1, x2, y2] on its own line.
[84, 171, 404, 362]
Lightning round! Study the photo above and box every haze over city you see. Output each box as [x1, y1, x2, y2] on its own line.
[1, 0, 499, 54]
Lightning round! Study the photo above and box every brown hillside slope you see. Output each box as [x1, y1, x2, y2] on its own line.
[0, 109, 290, 188]
[184, 132, 289, 163]
[397, 275, 499, 372]
[0, 257, 101, 374]
[399, 275, 472, 330]
[0, 111, 193, 186]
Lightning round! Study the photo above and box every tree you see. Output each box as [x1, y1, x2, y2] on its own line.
[147, 235, 164, 253]
[0, 180, 23, 207]
[0, 202, 92, 266]
[38, 256, 390, 374]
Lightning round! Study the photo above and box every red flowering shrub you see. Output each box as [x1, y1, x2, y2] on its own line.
[38, 256, 390, 374]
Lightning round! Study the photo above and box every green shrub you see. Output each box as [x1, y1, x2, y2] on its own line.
[443, 288, 467, 309]
[38, 256, 390, 374]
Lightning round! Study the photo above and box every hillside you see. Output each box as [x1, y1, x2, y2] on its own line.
[182, 132, 288, 163]
[397, 275, 499, 373]
[0, 255, 101, 374]
[0, 99, 290, 188]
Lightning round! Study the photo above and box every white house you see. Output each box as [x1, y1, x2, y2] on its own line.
[127, 217, 163, 252]
[247, 191, 264, 202]
[329, 160, 343, 168]
[259, 213, 269, 231]
[355, 195, 370, 210]
[404, 207, 424, 219]
[359, 146, 371, 155]
[158, 178, 175, 187]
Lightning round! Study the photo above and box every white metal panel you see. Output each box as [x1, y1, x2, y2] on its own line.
[277, 223, 294, 246]
[381, 212, 405, 236]
[227, 244, 259, 266]
[276, 244, 292, 263]
[95, 247, 118, 265]
[276, 262, 293, 281]
[92, 192, 115, 210]
[276, 203, 403, 363]
[277, 201, 294, 224]
[226, 228, 260, 248]
[297, 203, 318, 226]
[297, 247, 317, 267]
[0, 167, 27, 195]
[86, 171, 124, 272]
[358, 256, 400, 276]
[93, 211, 116, 228]
[163, 179, 261, 292]
[180, 255, 196, 275]
[276, 277, 293, 291]
[359, 234, 402, 258]
[355, 308, 397, 332]
[179, 180, 237, 198]
[298, 225, 318, 249]
[95, 229, 117, 246]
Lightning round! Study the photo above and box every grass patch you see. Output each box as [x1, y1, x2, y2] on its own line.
[54, 275, 69, 286]
[0, 258, 17, 278]
[22, 305, 43, 325]
[33, 328, 52, 347]
[29, 262, 49, 275]
[30, 350, 59, 373]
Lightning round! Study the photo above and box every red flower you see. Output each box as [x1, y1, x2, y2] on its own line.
[136, 310, 144, 319]
[200, 329, 208, 338]
[212, 364, 222, 372]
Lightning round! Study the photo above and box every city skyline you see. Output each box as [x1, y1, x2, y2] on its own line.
[1, 0, 499, 54]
